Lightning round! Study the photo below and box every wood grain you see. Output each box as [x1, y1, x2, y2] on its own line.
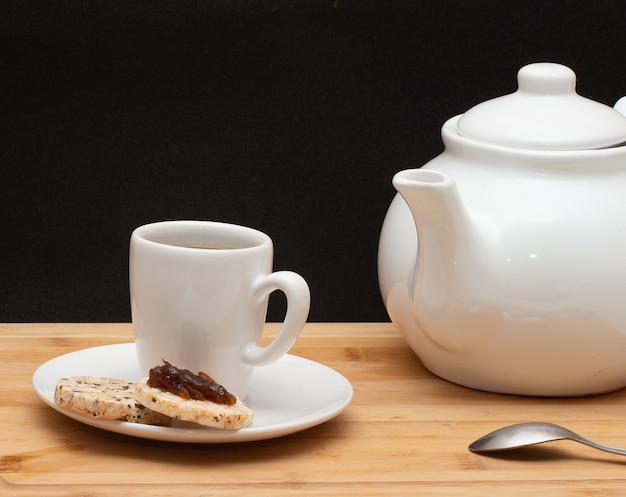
[3, 323, 626, 496]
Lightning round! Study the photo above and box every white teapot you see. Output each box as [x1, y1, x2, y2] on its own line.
[378, 63, 626, 396]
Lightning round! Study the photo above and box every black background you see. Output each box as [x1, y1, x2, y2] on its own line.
[2, 1, 625, 322]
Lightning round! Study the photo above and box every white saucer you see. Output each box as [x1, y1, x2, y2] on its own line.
[32, 343, 353, 443]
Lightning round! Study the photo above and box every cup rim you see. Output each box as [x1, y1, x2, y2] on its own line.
[131, 220, 272, 251]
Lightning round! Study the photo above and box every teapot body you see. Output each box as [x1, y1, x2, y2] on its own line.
[378, 116, 626, 396]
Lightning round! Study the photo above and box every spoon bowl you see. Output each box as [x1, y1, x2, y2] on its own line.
[469, 422, 626, 456]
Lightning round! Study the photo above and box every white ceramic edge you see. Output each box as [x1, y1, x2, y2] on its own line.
[32, 343, 353, 443]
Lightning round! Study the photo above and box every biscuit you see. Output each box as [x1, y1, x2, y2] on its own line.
[54, 376, 171, 425]
[135, 378, 254, 429]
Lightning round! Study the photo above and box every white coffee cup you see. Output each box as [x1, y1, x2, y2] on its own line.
[129, 220, 310, 399]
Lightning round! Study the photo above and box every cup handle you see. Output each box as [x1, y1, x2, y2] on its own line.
[242, 271, 310, 366]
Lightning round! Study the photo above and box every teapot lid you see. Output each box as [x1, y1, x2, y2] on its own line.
[456, 63, 626, 150]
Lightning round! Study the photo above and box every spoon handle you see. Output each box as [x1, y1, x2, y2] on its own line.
[574, 436, 626, 456]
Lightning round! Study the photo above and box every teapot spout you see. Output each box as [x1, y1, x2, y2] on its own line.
[392, 168, 483, 351]
[392, 168, 470, 259]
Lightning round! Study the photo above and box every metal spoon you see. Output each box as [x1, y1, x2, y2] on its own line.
[469, 422, 626, 456]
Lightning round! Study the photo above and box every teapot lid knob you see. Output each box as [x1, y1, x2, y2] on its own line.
[456, 62, 626, 151]
[517, 63, 576, 95]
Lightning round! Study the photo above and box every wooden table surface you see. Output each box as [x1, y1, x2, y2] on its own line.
[3, 322, 626, 495]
